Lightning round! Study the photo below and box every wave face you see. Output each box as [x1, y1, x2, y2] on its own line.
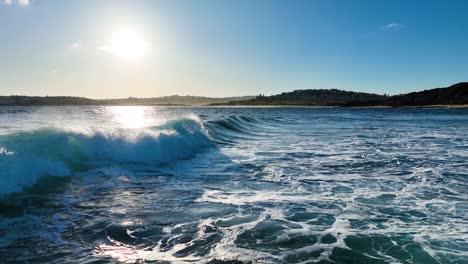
[0, 117, 213, 195]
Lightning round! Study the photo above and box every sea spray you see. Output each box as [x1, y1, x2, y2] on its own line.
[0, 117, 212, 195]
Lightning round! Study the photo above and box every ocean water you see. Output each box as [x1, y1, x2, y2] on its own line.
[0, 106, 467, 264]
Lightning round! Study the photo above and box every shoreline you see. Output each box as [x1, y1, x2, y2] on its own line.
[182, 104, 468, 108]
[0, 104, 467, 108]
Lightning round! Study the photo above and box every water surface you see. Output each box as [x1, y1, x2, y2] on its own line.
[0, 106, 467, 263]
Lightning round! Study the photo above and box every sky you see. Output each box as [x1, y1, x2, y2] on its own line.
[1, 0, 467, 98]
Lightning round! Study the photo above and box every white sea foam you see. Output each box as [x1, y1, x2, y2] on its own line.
[0, 117, 212, 195]
[1, 107, 467, 263]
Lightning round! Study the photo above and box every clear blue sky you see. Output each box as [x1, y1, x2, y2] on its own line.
[1, 0, 467, 98]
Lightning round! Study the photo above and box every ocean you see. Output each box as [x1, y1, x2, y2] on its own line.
[0, 106, 466, 263]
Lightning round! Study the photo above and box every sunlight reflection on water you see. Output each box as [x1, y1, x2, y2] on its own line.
[107, 106, 155, 128]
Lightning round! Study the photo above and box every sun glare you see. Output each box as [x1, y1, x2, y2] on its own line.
[103, 26, 147, 61]
[109, 106, 150, 128]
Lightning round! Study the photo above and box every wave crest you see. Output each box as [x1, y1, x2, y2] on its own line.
[0, 117, 212, 195]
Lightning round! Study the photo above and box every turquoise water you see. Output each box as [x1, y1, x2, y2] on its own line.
[0, 106, 467, 263]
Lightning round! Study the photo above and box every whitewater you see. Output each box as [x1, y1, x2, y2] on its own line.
[0, 106, 467, 263]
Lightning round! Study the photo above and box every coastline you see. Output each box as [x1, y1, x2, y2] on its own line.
[1, 104, 467, 108]
[202, 104, 468, 108]
[343, 104, 468, 109]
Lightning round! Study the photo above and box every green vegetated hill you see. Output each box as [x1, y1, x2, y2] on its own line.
[214, 82, 468, 107]
[213, 89, 386, 106]
[382, 82, 467, 106]
[0, 83, 466, 107]
[104, 95, 255, 106]
[0, 95, 255, 106]
[0, 96, 98, 106]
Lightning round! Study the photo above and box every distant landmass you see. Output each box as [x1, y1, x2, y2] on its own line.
[0, 95, 255, 106]
[213, 89, 386, 106]
[214, 82, 468, 107]
[0, 83, 466, 107]
[367, 82, 467, 107]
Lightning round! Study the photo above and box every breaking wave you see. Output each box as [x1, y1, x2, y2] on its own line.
[0, 115, 270, 195]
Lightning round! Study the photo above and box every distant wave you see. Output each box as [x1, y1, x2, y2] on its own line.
[205, 115, 273, 144]
[0, 115, 269, 195]
[0, 107, 33, 114]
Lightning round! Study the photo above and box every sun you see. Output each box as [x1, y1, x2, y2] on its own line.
[103, 26, 147, 61]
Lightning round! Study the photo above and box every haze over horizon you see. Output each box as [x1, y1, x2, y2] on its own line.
[1, 0, 468, 99]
